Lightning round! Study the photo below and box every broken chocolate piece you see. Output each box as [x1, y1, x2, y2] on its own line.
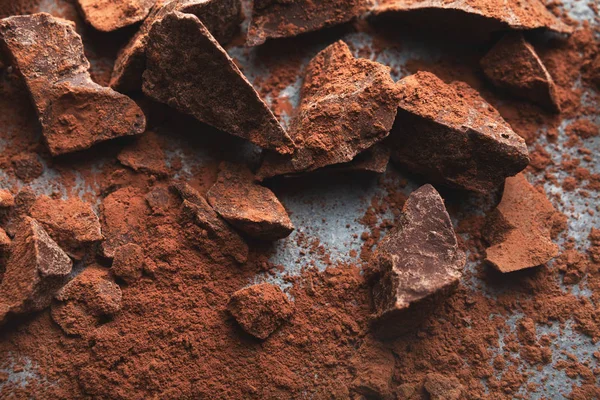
[12, 152, 44, 183]
[0, 217, 72, 324]
[328, 144, 391, 174]
[257, 41, 397, 179]
[117, 131, 168, 176]
[110, 0, 242, 92]
[0, 227, 10, 254]
[207, 162, 294, 241]
[174, 182, 249, 264]
[484, 173, 560, 273]
[76, 0, 155, 32]
[142, 11, 294, 155]
[111, 243, 144, 284]
[51, 266, 122, 336]
[0, 14, 146, 156]
[372, 0, 572, 35]
[0, 189, 14, 208]
[350, 339, 395, 399]
[247, 0, 367, 46]
[424, 373, 463, 400]
[388, 71, 529, 193]
[481, 33, 560, 113]
[29, 195, 103, 260]
[371, 184, 465, 339]
[228, 283, 294, 339]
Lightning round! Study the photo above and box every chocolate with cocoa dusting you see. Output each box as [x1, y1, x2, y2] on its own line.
[117, 131, 168, 176]
[207, 162, 294, 241]
[371, 184, 465, 339]
[0, 13, 146, 156]
[349, 339, 395, 398]
[247, 0, 367, 46]
[111, 243, 145, 284]
[389, 71, 530, 193]
[75, 0, 155, 32]
[0, 217, 72, 324]
[143, 11, 294, 154]
[484, 173, 561, 273]
[0, 189, 14, 208]
[481, 33, 560, 113]
[257, 41, 397, 179]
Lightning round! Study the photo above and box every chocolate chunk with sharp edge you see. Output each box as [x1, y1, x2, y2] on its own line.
[388, 71, 529, 193]
[0, 217, 72, 324]
[371, 185, 465, 339]
[117, 131, 168, 176]
[228, 283, 294, 339]
[207, 162, 294, 241]
[29, 195, 103, 260]
[142, 11, 293, 154]
[247, 0, 368, 46]
[484, 173, 560, 273]
[371, 0, 572, 35]
[111, 243, 144, 284]
[174, 182, 249, 264]
[481, 33, 560, 113]
[0, 14, 146, 156]
[256, 41, 397, 179]
[110, 0, 242, 92]
[328, 144, 391, 174]
[76, 0, 156, 32]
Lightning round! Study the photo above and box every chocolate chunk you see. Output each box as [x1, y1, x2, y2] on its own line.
[51, 267, 122, 336]
[117, 131, 168, 176]
[0, 217, 72, 324]
[76, 0, 155, 32]
[11, 152, 44, 183]
[388, 71, 529, 193]
[0, 189, 14, 208]
[328, 144, 391, 174]
[350, 339, 395, 399]
[256, 41, 397, 179]
[481, 33, 560, 113]
[29, 195, 103, 260]
[228, 283, 294, 339]
[247, 0, 367, 46]
[111, 243, 144, 284]
[372, 0, 572, 35]
[0, 227, 10, 254]
[484, 173, 560, 273]
[174, 182, 249, 264]
[207, 162, 294, 241]
[371, 184, 465, 339]
[424, 373, 463, 400]
[110, 0, 242, 92]
[145, 186, 171, 215]
[0, 14, 146, 156]
[142, 11, 293, 154]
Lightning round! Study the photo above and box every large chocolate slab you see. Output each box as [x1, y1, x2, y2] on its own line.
[0, 13, 146, 156]
[76, 0, 156, 32]
[143, 11, 294, 154]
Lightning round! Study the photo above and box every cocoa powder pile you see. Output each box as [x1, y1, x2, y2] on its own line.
[0, 0, 599, 399]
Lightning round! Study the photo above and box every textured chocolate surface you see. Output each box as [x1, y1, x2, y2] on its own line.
[76, 0, 155, 32]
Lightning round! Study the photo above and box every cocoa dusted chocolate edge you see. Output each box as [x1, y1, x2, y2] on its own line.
[370, 184, 465, 339]
[142, 11, 295, 155]
[75, 0, 155, 32]
[0, 13, 146, 156]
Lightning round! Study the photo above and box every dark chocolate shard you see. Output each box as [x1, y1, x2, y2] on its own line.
[371, 184, 465, 339]
[0, 14, 146, 156]
[0, 217, 73, 324]
[174, 182, 249, 264]
[388, 71, 530, 193]
[228, 283, 294, 340]
[481, 33, 560, 113]
[142, 11, 293, 154]
[371, 0, 572, 35]
[110, 0, 242, 92]
[76, 0, 156, 32]
[256, 41, 397, 179]
[207, 162, 294, 241]
[247, 0, 368, 46]
[484, 173, 560, 273]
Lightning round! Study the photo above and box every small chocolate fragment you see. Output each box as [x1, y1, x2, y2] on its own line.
[228, 283, 294, 340]
[207, 162, 294, 241]
[145, 186, 171, 215]
[247, 0, 367, 46]
[143, 11, 293, 154]
[29, 195, 103, 260]
[0, 14, 146, 156]
[424, 373, 463, 400]
[174, 182, 249, 264]
[484, 173, 560, 273]
[110, 0, 242, 92]
[11, 152, 44, 183]
[76, 0, 155, 32]
[389, 71, 529, 193]
[0, 189, 14, 208]
[350, 339, 395, 399]
[0, 217, 72, 324]
[328, 144, 391, 174]
[117, 131, 168, 176]
[371, 185, 465, 339]
[0, 227, 10, 254]
[111, 243, 144, 284]
[51, 267, 122, 336]
[257, 41, 397, 179]
[481, 33, 560, 113]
